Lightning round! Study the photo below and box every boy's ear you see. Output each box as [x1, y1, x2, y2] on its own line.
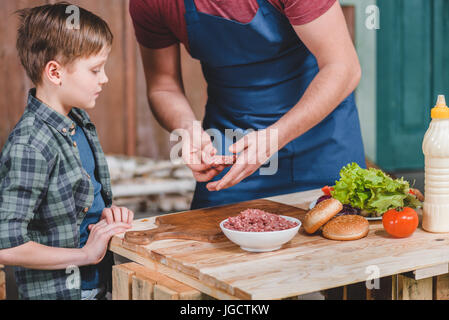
[44, 60, 63, 86]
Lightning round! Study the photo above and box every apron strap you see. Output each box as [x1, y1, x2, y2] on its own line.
[256, 0, 272, 16]
[184, 0, 199, 24]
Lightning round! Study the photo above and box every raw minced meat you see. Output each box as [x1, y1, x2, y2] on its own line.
[223, 208, 298, 232]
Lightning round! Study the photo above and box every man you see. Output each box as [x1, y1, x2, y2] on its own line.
[129, 0, 366, 209]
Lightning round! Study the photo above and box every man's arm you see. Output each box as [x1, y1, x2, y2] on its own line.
[139, 44, 197, 132]
[208, 1, 361, 191]
[272, 0, 361, 148]
[139, 44, 227, 181]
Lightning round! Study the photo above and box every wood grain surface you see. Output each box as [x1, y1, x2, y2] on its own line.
[111, 189, 449, 300]
[124, 199, 306, 245]
[0, 265, 5, 300]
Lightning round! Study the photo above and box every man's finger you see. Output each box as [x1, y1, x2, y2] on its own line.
[229, 134, 251, 154]
[231, 168, 255, 188]
[213, 164, 228, 172]
[194, 167, 222, 182]
[202, 142, 218, 165]
[206, 180, 220, 191]
[212, 163, 246, 191]
[189, 161, 214, 172]
[201, 130, 213, 146]
[218, 168, 252, 191]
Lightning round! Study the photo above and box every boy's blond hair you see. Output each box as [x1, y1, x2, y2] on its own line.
[16, 2, 113, 85]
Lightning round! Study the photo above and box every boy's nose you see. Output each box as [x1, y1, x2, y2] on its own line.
[101, 74, 109, 84]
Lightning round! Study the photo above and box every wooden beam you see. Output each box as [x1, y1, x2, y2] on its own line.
[110, 243, 241, 300]
[113, 262, 203, 300]
[154, 284, 179, 300]
[393, 274, 433, 300]
[413, 264, 449, 280]
[433, 273, 449, 300]
[112, 263, 134, 300]
[0, 265, 5, 300]
[124, 0, 137, 156]
[132, 274, 155, 300]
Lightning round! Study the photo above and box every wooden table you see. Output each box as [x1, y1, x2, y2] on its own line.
[0, 265, 5, 300]
[110, 189, 449, 300]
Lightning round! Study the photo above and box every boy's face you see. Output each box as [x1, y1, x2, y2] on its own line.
[59, 47, 110, 110]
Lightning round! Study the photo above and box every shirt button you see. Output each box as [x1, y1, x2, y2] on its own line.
[62, 128, 67, 133]
[83, 207, 89, 213]
[73, 142, 77, 147]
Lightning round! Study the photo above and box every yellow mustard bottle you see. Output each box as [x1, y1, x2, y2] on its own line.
[422, 95, 449, 232]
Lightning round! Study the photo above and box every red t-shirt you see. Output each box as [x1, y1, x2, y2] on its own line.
[129, 0, 336, 51]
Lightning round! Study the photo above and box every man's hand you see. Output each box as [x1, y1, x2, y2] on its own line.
[182, 126, 233, 182]
[206, 128, 277, 191]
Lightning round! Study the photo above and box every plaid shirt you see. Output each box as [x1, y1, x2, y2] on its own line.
[0, 89, 113, 300]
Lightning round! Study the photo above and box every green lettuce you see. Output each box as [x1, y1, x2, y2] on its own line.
[331, 163, 422, 217]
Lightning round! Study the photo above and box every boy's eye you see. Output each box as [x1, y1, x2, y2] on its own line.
[92, 69, 100, 74]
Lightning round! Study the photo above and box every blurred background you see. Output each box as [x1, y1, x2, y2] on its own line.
[1, 0, 448, 299]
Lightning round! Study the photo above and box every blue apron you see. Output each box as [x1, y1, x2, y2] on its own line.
[185, 0, 366, 209]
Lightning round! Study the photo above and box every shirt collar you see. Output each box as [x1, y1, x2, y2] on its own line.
[27, 89, 94, 135]
[69, 108, 95, 130]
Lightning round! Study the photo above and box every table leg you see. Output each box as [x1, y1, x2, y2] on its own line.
[392, 274, 433, 300]
[0, 265, 5, 300]
[433, 273, 449, 300]
[112, 262, 206, 300]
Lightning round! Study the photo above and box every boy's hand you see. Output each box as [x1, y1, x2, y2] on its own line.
[83, 220, 131, 265]
[101, 206, 134, 225]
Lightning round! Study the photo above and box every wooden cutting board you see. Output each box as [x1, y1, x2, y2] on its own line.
[124, 199, 308, 245]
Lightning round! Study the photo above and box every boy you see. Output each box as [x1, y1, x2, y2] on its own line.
[0, 3, 134, 300]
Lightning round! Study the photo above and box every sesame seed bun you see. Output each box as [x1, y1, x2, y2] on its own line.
[322, 215, 369, 241]
[303, 198, 343, 234]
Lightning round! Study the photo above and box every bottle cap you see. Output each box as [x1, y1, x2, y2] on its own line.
[431, 95, 449, 119]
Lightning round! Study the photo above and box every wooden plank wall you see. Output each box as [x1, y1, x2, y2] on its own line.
[0, 1, 353, 160]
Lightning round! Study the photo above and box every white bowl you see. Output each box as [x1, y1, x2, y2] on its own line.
[219, 216, 301, 252]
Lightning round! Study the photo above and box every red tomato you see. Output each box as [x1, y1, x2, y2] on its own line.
[321, 186, 334, 196]
[382, 207, 419, 238]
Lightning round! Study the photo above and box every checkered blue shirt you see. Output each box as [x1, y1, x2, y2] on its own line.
[0, 89, 113, 299]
